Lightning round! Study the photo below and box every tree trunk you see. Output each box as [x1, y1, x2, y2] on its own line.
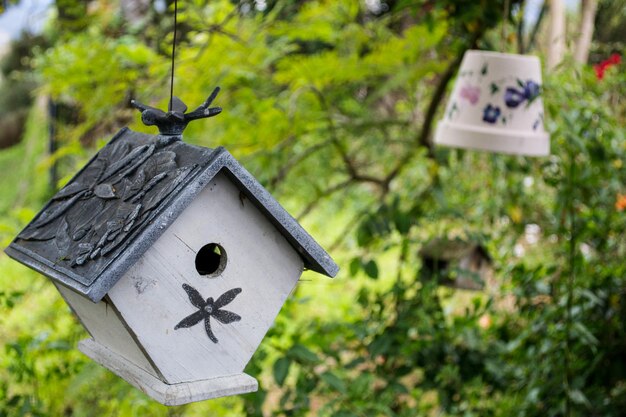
[547, 0, 566, 71]
[574, 0, 598, 64]
[120, 0, 151, 24]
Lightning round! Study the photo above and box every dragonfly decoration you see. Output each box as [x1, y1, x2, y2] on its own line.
[174, 284, 242, 343]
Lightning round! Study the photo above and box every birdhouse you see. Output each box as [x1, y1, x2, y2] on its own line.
[434, 50, 550, 156]
[5, 90, 338, 405]
[419, 238, 492, 291]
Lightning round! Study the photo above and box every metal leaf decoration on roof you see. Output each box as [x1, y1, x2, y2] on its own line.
[12, 129, 213, 280]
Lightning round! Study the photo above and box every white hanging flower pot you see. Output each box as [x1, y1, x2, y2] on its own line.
[434, 50, 550, 156]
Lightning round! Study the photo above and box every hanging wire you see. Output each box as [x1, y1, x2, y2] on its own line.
[501, 0, 510, 52]
[564, 152, 576, 417]
[169, 0, 178, 111]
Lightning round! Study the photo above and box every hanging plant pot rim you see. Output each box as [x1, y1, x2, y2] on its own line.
[434, 121, 549, 156]
[465, 49, 542, 62]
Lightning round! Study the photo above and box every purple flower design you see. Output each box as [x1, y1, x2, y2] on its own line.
[504, 80, 541, 108]
[523, 81, 540, 101]
[482, 104, 501, 124]
[504, 87, 526, 108]
[459, 84, 481, 105]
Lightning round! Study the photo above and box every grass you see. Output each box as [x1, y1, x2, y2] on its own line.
[0, 97, 50, 221]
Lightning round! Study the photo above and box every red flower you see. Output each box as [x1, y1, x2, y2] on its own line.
[616, 194, 626, 212]
[594, 53, 621, 80]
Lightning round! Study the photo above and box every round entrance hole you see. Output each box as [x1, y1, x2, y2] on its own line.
[195, 243, 227, 277]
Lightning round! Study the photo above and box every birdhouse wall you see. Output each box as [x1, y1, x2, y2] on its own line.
[106, 171, 304, 384]
[55, 283, 160, 378]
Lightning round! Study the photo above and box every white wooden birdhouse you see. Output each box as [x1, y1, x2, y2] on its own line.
[419, 238, 493, 291]
[5, 90, 338, 405]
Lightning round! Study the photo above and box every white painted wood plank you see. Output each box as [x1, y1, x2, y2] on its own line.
[79, 338, 258, 405]
[109, 172, 303, 384]
[55, 283, 159, 378]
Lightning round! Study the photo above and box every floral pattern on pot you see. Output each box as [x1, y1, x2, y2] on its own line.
[460, 84, 480, 105]
[482, 104, 501, 124]
[504, 80, 541, 109]
[441, 52, 546, 131]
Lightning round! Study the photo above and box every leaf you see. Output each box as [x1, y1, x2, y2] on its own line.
[142, 172, 168, 193]
[143, 165, 197, 211]
[94, 183, 117, 199]
[573, 322, 599, 348]
[394, 211, 411, 234]
[17, 225, 57, 242]
[331, 412, 359, 417]
[349, 258, 361, 276]
[72, 226, 90, 241]
[51, 182, 88, 201]
[481, 63, 488, 75]
[273, 357, 291, 386]
[101, 144, 155, 182]
[72, 243, 94, 266]
[388, 381, 409, 394]
[368, 336, 392, 356]
[55, 218, 71, 258]
[98, 139, 129, 165]
[363, 259, 379, 279]
[568, 389, 591, 407]
[490, 82, 499, 95]
[123, 170, 145, 201]
[320, 371, 346, 393]
[143, 151, 177, 179]
[31, 191, 86, 228]
[123, 204, 142, 232]
[288, 344, 319, 364]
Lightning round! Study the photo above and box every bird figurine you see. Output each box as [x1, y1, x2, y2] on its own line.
[131, 87, 222, 136]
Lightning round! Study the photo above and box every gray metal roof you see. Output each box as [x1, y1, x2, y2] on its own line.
[5, 128, 338, 302]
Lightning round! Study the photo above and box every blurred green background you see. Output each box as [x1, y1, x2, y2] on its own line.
[0, 0, 625, 416]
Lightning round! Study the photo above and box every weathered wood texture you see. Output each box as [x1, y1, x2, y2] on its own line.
[79, 338, 258, 405]
[55, 283, 159, 377]
[108, 172, 304, 384]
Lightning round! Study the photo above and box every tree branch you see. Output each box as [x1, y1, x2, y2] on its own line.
[296, 180, 353, 220]
[312, 88, 387, 190]
[382, 30, 483, 190]
[268, 138, 333, 190]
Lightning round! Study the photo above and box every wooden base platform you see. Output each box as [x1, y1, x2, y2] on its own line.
[78, 338, 258, 406]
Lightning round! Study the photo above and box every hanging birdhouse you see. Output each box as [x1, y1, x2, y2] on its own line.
[434, 50, 550, 156]
[5, 89, 338, 405]
[419, 238, 493, 291]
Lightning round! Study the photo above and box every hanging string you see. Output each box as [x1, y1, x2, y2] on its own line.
[169, 0, 178, 111]
[501, 0, 510, 52]
[564, 152, 576, 417]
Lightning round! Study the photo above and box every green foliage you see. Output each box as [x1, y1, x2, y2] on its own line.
[0, 1, 625, 416]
